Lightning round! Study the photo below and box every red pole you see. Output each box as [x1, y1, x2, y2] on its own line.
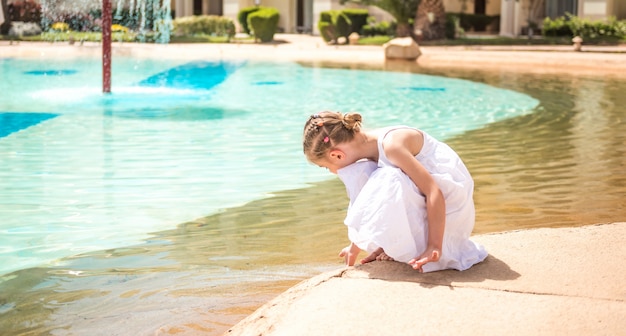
[102, 0, 112, 93]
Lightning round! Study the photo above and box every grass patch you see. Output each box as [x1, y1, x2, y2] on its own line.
[356, 35, 626, 46]
[357, 35, 392, 45]
[170, 35, 232, 43]
[421, 36, 573, 46]
[2, 32, 172, 43]
[354, 35, 577, 46]
[1, 32, 237, 44]
[2, 32, 624, 46]
[231, 36, 257, 43]
[422, 36, 625, 46]
[5, 32, 139, 42]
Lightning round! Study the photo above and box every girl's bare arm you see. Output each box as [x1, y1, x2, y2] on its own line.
[382, 129, 445, 271]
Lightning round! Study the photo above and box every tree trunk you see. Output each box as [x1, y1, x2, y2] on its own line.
[0, 0, 9, 35]
[414, 0, 447, 40]
[396, 22, 411, 38]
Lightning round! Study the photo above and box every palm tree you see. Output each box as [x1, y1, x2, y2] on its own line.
[414, 0, 446, 40]
[340, 0, 422, 39]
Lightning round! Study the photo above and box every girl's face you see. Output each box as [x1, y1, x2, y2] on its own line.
[313, 158, 342, 174]
[312, 149, 351, 174]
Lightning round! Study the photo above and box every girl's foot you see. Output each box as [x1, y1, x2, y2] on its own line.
[361, 247, 383, 263]
[361, 248, 394, 263]
[376, 252, 395, 261]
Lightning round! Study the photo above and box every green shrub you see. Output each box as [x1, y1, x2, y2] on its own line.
[320, 11, 332, 23]
[318, 10, 352, 43]
[361, 16, 396, 37]
[542, 15, 572, 36]
[568, 15, 625, 39]
[334, 12, 352, 40]
[32, 31, 137, 43]
[50, 22, 70, 32]
[318, 21, 335, 42]
[616, 19, 626, 38]
[318, 11, 333, 42]
[248, 7, 280, 43]
[341, 8, 369, 36]
[448, 13, 498, 32]
[317, 8, 368, 42]
[445, 14, 465, 39]
[237, 6, 261, 34]
[172, 15, 235, 38]
[542, 14, 626, 40]
[466, 14, 496, 31]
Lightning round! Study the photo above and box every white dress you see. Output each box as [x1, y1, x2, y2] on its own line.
[337, 126, 487, 272]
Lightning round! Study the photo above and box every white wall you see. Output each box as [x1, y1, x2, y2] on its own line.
[499, 0, 522, 37]
[578, 0, 609, 20]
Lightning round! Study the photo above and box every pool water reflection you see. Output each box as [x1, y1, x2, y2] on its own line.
[0, 58, 539, 276]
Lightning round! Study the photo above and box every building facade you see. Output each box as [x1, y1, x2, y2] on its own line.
[168, 0, 625, 36]
[172, 0, 314, 33]
[172, 0, 393, 35]
[171, 0, 498, 34]
[4, 0, 624, 36]
[500, 0, 626, 37]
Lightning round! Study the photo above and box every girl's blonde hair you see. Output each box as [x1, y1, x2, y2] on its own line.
[302, 111, 363, 161]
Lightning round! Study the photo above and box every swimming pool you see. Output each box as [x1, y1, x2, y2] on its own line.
[0, 57, 538, 277]
[3, 50, 626, 335]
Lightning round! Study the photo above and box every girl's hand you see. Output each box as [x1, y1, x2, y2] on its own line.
[339, 242, 361, 266]
[408, 246, 441, 272]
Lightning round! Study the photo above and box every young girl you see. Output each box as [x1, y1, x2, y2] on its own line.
[302, 111, 487, 272]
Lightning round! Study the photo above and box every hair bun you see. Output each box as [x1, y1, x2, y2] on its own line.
[342, 112, 362, 132]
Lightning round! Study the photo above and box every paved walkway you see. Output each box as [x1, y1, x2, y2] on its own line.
[3, 34, 626, 77]
[225, 223, 626, 335]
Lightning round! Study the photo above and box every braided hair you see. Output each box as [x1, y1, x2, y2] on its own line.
[302, 111, 363, 162]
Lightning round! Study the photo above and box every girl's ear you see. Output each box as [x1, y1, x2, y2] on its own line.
[329, 149, 345, 161]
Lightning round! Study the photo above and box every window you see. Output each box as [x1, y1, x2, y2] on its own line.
[546, 0, 578, 18]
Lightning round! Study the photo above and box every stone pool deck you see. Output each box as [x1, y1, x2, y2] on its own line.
[225, 222, 626, 336]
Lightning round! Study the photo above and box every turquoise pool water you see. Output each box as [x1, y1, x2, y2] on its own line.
[0, 58, 539, 276]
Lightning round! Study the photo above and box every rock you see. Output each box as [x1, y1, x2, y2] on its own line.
[383, 37, 422, 61]
[337, 36, 347, 45]
[349, 32, 360, 45]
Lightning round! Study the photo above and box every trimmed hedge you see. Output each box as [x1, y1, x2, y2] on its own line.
[237, 6, 260, 34]
[248, 7, 280, 42]
[318, 10, 352, 43]
[341, 8, 369, 36]
[172, 15, 235, 38]
[445, 14, 463, 39]
[361, 16, 396, 37]
[447, 13, 499, 32]
[318, 21, 334, 42]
